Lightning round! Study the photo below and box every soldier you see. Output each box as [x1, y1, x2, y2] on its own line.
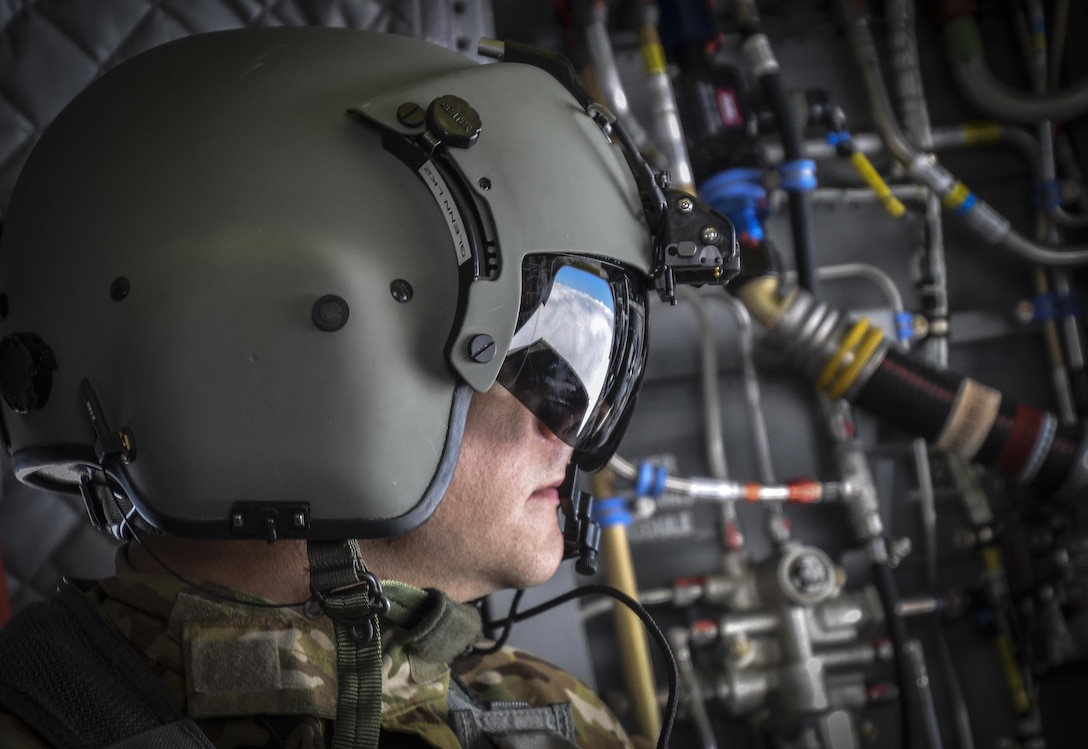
[0, 24, 733, 749]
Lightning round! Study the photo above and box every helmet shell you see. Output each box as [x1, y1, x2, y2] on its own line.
[0, 27, 651, 539]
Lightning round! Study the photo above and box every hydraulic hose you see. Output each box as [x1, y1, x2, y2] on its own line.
[837, 0, 1088, 266]
[942, 13, 1088, 125]
[667, 628, 719, 749]
[607, 453, 830, 505]
[781, 124, 1088, 231]
[872, 560, 919, 749]
[854, 337, 1082, 493]
[678, 287, 730, 481]
[889, 4, 976, 743]
[887, 0, 949, 369]
[638, 3, 695, 193]
[576, 0, 662, 166]
[740, 277, 1088, 498]
[735, 0, 820, 296]
[1022, 0, 1087, 423]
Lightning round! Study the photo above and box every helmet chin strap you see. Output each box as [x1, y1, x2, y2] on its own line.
[305, 539, 390, 749]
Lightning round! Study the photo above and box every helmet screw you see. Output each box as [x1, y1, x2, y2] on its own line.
[700, 226, 721, 244]
[678, 197, 694, 214]
[389, 279, 413, 303]
[110, 276, 131, 301]
[467, 334, 496, 363]
[396, 101, 426, 128]
[478, 177, 492, 191]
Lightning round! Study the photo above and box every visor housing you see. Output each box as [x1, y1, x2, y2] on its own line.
[498, 255, 649, 471]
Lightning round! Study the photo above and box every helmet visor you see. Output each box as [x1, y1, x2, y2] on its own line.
[497, 255, 649, 471]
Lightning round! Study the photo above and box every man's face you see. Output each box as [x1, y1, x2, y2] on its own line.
[368, 384, 574, 602]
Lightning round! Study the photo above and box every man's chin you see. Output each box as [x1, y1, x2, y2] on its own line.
[507, 545, 566, 591]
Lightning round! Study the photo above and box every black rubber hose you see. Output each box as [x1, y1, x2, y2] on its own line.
[872, 560, 918, 749]
[737, 6, 820, 298]
[853, 346, 1083, 494]
[759, 70, 820, 297]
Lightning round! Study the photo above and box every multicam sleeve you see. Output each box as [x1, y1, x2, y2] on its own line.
[452, 646, 651, 749]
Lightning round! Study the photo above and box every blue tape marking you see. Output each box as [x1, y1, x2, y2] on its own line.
[593, 497, 632, 527]
[652, 465, 668, 499]
[895, 311, 914, 342]
[780, 159, 817, 191]
[953, 192, 977, 216]
[1032, 179, 1061, 208]
[1030, 292, 1086, 323]
[636, 461, 655, 496]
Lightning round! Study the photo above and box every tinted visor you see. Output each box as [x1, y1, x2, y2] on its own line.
[497, 255, 649, 472]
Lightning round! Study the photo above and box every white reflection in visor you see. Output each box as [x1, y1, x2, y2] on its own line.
[507, 266, 616, 434]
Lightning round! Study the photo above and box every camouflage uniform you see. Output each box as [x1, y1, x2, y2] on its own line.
[0, 561, 644, 749]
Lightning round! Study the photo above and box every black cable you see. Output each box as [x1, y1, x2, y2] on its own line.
[472, 589, 525, 655]
[760, 68, 820, 297]
[116, 497, 313, 612]
[738, 4, 821, 298]
[120, 495, 679, 746]
[872, 558, 917, 749]
[487, 583, 679, 749]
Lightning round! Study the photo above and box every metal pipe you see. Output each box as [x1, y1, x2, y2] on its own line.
[777, 605, 830, 716]
[1049, 0, 1071, 92]
[784, 262, 907, 330]
[896, 596, 942, 618]
[818, 642, 885, 670]
[638, 4, 694, 193]
[678, 287, 729, 481]
[891, 0, 951, 369]
[667, 628, 719, 749]
[578, 0, 661, 164]
[943, 13, 1088, 125]
[716, 295, 776, 484]
[720, 612, 779, 638]
[769, 184, 931, 208]
[905, 639, 946, 749]
[607, 454, 831, 505]
[839, 0, 1088, 266]
[913, 439, 939, 591]
[1023, 0, 1082, 425]
[773, 123, 1088, 229]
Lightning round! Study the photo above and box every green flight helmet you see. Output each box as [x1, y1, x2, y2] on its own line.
[0, 26, 659, 541]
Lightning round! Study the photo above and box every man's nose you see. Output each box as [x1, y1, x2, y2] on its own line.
[535, 416, 565, 443]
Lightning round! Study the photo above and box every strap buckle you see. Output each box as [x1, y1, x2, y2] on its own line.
[305, 570, 391, 645]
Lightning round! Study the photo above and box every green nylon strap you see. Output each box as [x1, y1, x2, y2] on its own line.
[382, 581, 431, 628]
[307, 540, 386, 749]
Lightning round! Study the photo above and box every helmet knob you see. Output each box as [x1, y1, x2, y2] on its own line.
[0, 333, 56, 414]
[312, 295, 350, 332]
[426, 95, 482, 150]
